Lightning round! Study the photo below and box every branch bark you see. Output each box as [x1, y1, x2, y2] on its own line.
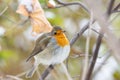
[39, 65, 54, 80]
[112, 2, 120, 13]
[0, 6, 8, 16]
[55, 0, 90, 14]
[85, 32, 103, 80]
[106, 0, 115, 16]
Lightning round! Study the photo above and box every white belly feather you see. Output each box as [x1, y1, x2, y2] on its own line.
[34, 45, 70, 65]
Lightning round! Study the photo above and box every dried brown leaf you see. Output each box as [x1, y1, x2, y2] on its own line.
[16, 0, 53, 35]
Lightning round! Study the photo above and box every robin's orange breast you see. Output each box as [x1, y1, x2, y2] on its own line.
[54, 33, 69, 47]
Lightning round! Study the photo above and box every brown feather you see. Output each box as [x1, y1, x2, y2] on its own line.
[26, 33, 51, 62]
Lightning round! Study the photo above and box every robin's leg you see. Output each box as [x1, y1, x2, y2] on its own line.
[26, 56, 39, 78]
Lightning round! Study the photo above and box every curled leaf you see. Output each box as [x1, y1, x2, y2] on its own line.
[16, 0, 53, 35]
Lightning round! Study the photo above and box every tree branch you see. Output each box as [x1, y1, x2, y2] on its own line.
[112, 2, 120, 13]
[93, 51, 111, 77]
[106, 0, 115, 16]
[114, 3, 120, 10]
[54, 0, 90, 13]
[0, 6, 8, 16]
[85, 32, 103, 80]
[39, 65, 54, 80]
[70, 20, 95, 46]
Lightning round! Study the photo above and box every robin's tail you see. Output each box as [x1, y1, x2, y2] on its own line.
[26, 65, 38, 78]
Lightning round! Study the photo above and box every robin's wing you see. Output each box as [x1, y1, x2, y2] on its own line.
[26, 33, 52, 62]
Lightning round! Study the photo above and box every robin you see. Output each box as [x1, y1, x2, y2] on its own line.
[26, 26, 70, 78]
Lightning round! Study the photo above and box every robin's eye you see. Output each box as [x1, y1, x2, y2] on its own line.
[54, 32, 57, 35]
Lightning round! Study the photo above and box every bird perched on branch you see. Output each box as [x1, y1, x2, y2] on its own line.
[26, 26, 70, 78]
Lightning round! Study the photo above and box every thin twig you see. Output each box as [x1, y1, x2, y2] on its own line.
[55, 0, 90, 13]
[70, 23, 89, 46]
[6, 75, 23, 80]
[110, 13, 120, 23]
[85, 32, 103, 80]
[61, 63, 73, 80]
[2, 15, 29, 26]
[18, 18, 29, 26]
[114, 3, 120, 10]
[0, 6, 8, 16]
[40, 65, 54, 80]
[93, 51, 111, 77]
[66, 57, 69, 71]
[70, 20, 95, 46]
[91, 28, 102, 35]
[1, 15, 17, 24]
[16, 71, 27, 77]
[82, 12, 93, 80]
[112, 9, 120, 13]
[112, 2, 120, 13]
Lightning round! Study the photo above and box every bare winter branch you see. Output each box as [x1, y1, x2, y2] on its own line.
[106, 0, 115, 16]
[112, 2, 120, 13]
[85, 32, 103, 80]
[0, 6, 8, 16]
[93, 51, 111, 77]
[54, 0, 90, 13]
[39, 65, 54, 80]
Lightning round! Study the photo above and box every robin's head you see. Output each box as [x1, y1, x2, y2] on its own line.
[51, 26, 69, 47]
[51, 26, 65, 36]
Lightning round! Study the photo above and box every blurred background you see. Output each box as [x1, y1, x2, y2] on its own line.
[0, 0, 120, 80]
